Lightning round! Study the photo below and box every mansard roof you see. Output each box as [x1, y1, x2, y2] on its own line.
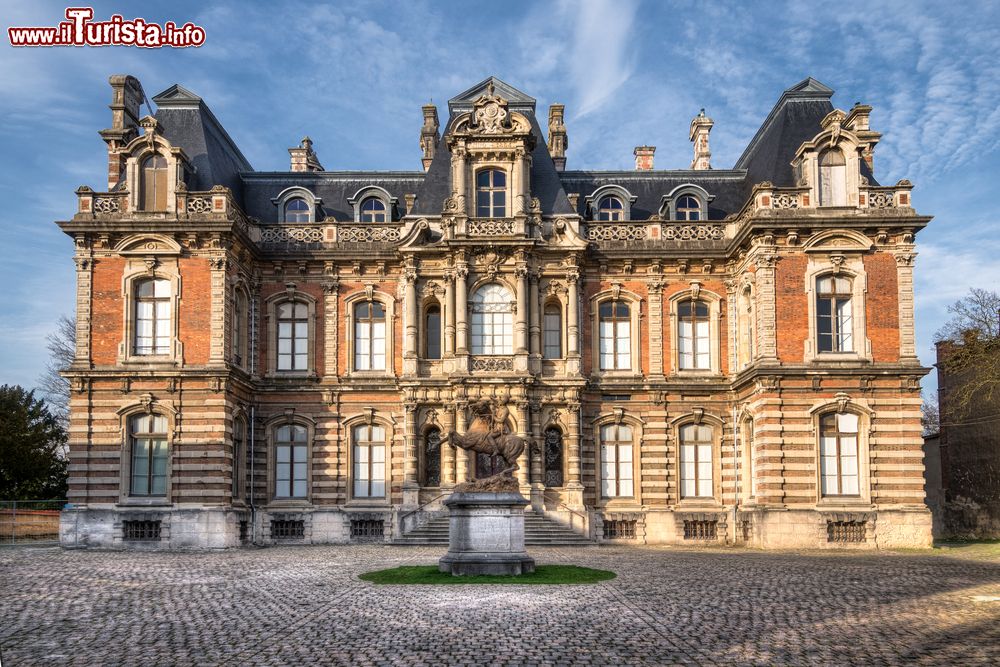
[448, 76, 536, 114]
[240, 172, 424, 222]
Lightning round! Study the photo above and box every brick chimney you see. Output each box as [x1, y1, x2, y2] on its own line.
[689, 109, 713, 170]
[420, 103, 439, 172]
[289, 136, 324, 172]
[548, 104, 568, 171]
[99, 74, 144, 189]
[634, 145, 655, 171]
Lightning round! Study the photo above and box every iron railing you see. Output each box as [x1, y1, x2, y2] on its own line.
[0, 500, 65, 546]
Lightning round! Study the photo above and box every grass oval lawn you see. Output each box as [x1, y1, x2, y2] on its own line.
[359, 564, 616, 585]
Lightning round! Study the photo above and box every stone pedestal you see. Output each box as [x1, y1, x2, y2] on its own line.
[438, 492, 535, 576]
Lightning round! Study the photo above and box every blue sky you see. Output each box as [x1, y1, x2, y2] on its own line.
[1, 0, 998, 399]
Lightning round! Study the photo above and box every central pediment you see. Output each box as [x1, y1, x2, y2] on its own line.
[448, 76, 536, 115]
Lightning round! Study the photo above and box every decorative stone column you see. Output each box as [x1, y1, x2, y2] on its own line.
[209, 256, 228, 365]
[403, 401, 419, 507]
[514, 399, 530, 489]
[564, 400, 584, 508]
[402, 265, 418, 376]
[528, 270, 541, 373]
[455, 260, 469, 374]
[455, 401, 469, 483]
[754, 252, 779, 363]
[444, 271, 455, 358]
[647, 279, 665, 380]
[529, 401, 544, 510]
[514, 263, 529, 372]
[73, 254, 93, 365]
[322, 277, 339, 380]
[895, 252, 919, 361]
[441, 405, 456, 487]
[566, 264, 581, 375]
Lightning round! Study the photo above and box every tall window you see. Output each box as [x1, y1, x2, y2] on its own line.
[678, 300, 710, 370]
[471, 284, 513, 355]
[818, 150, 847, 206]
[597, 196, 624, 221]
[284, 198, 310, 223]
[424, 428, 441, 486]
[232, 291, 247, 366]
[680, 423, 713, 498]
[232, 418, 245, 500]
[130, 413, 168, 496]
[141, 155, 168, 211]
[738, 288, 754, 368]
[476, 169, 506, 217]
[360, 197, 387, 223]
[599, 300, 631, 370]
[543, 303, 562, 359]
[134, 278, 171, 356]
[274, 424, 307, 499]
[600, 423, 633, 497]
[544, 427, 564, 487]
[277, 301, 309, 371]
[354, 301, 386, 371]
[353, 424, 386, 498]
[675, 195, 701, 221]
[820, 413, 859, 496]
[425, 304, 441, 360]
[743, 418, 756, 498]
[816, 276, 853, 353]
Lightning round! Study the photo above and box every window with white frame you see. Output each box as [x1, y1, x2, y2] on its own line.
[134, 278, 172, 356]
[816, 275, 853, 353]
[680, 423, 713, 499]
[543, 302, 562, 359]
[678, 299, 710, 370]
[818, 150, 847, 206]
[274, 423, 308, 499]
[354, 301, 386, 371]
[597, 195, 624, 221]
[820, 412, 859, 496]
[600, 423, 633, 497]
[471, 283, 513, 355]
[130, 413, 168, 496]
[475, 169, 506, 217]
[284, 198, 310, 223]
[360, 196, 387, 223]
[675, 195, 702, 221]
[599, 300, 631, 370]
[353, 424, 386, 498]
[276, 300, 309, 371]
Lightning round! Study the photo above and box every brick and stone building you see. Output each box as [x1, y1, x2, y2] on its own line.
[58, 75, 933, 549]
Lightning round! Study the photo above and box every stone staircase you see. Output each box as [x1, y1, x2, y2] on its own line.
[393, 511, 593, 546]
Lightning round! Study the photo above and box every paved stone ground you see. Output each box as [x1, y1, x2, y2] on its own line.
[1, 544, 998, 666]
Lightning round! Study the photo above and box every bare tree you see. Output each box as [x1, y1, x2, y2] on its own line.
[935, 287, 1000, 342]
[935, 288, 1000, 420]
[37, 315, 75, 430]
[921, 392, 939, 436]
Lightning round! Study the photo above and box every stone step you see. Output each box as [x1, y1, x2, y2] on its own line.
[393, 512, 593, 546]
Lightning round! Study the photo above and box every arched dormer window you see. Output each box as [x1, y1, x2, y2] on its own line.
[597, 196, 624, 221]
[140, 155, 169, 211]
[284, 198, 310, 223]
[675, 195, 702, 221]
[818, 150, 847, 206]
[476, 169, 506, 217]
[360, 197, 387, 223]
[586, 185, 637, 221]
[273, 187, 321, 223]
[661, 184, 714, 221]
[348, 186, 396, 222]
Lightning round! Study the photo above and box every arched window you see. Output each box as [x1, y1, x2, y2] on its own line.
[140, 155, 168, 211]
[680, 423, 713, 498]
[232, 417, 245, 500]
[354, 301, 386, 370]
[600, 423, 633, 497]
[678, 300, 710, 370]
[470, 284, 513, 355]
[675, 195, 701, 221]
[424, 304, 441, 360]
[353, 423, 386, 498]
[134, 278, 171, 356]
[276, 300, 309, 371]
[597, 196, 624, 221]
[598, 300, 631, 370]
[274, 423, 307, 499]
[816, 275, 853, 353]
[820, 413, 859, 496]
[543, 302, 562, 359]
[818, 150, 847, 206]
[424, 428, 441, 486]
[130, 413, 168, 496]
[737, 287, 754, 368]
[232, 290, 247, 367]
[360, 197, 387, 223]
[284, 198, 310, 223]
[476, 169, 506, 217]
[544, 427, 564, 487]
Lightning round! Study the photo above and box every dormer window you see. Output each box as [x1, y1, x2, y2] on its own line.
[360, 197, 387, 223]
[661, 184, 714, 222]
[140, 155, 168, 211]
[675, 195, 701, 221]
[818, 150, 847, 206]
[476, 169, 506, 217]
[597, 196, 624, 221]
[284, 198, 310, 223]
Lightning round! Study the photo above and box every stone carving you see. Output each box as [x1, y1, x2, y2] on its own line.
[662, 224, 725, 241]
[259, 225, 323, 243]
[186, 196, 212, 214]
[471, 82, 510, 134]
[471, 356, 514, 372]
[339, 226, 400, 243]
[440, 398, 528, 476]
[93, 195, 122, 214]
[468, 219, 515, 236]
[867, 189, 896, 209]
[587, 223, 648, 242]
[772, 193, 799, 209]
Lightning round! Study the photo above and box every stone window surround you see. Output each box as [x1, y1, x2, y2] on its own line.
[343, 289, 397, 378]
[542, 295, 565, 360]
[230, 280, 251, 369]
[264, 412, 316, 507]
[264, 288, 318, 378]
[659, 183, 715, 221]
[419, 296, 444, 361]
[418, 422, 442, 488]
[736, 282, 755, 371]
[124, 142, 186, 214]
[808, 396, 873, 506]
[115, 398, 177, 507]
[119, 263, 184, 367]
[667, 283, 724, 376]
[231, 406, 249, 504]
[669, 411, 725, 507]
[591, 411, 645, 507]
[540, 421, 568, 488]
[589, 287, 643, 379]
[343, 412, 395, 507]
[803, 251, 872, 363]
[347, 185, 397, 223]
[272, 186, 323, 223]
[738, 412, 756, 504]
[472, 166, 509, 218]
[584, 184, 637, 221]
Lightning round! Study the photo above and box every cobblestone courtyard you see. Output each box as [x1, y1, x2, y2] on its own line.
[1, 544, 998, 666]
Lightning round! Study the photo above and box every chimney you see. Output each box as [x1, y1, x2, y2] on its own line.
[420, 103, 439, 172]
[547, 104, 568, 171]
[99, 74, 144, 189]
[689, 109, 714, 170]
[634, 145, 655, 171]
[289, 136, 324, 172]
[845, 102, 878, 171]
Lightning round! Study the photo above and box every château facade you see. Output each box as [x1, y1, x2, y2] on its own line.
[59, 75, 933, 549]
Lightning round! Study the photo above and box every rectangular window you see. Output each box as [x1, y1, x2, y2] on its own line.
[425, 307, 441, 359]
[543, 306, 561, 359]
[277, 301, 309, 371]
[274, 424, 308, 499]
[600, 424, 633, 497]
[353, 425, 386, 498]
[130, 414, 168, 497]
[680, 424, 713, 498]
[820, 412, 860, 496]
[354, 302, 386, 371]
[678, 300, 710, 370]
[599, 301, 631, 371]
[134, 279, 171, 355]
